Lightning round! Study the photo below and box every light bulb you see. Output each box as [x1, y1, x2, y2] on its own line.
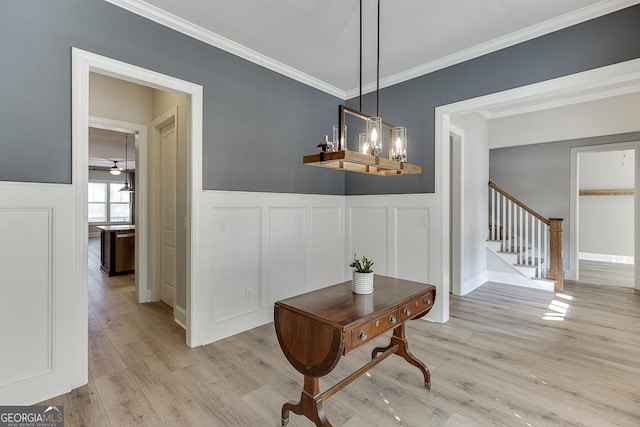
[371, 127, 378, 142]
[395, 137, 402, 150]
[362, 142, 370, 155]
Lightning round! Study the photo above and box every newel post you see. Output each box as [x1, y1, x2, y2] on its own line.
[548, 218, 564, 292]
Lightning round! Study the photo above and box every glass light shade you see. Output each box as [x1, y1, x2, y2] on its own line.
[390, 127, 407, 162]
[332, 125, 347, 151]
[358, 133, 372, 156]
[119, 178, 133, 193]
[366, 117, 382, 155]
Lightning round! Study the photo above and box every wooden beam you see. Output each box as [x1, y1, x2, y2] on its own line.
[579, 189, 634, 196]
[303, 150, 422, 175]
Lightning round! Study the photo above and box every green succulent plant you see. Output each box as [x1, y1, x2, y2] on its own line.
[350, 253, 374, 273]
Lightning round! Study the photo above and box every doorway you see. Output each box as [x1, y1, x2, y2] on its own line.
[72, 49, 205, 393]
[87, 75, 188, 327]
[571, 144, 637, 288]
[88, 119, 147, 299]
[435, 59, 640, 320]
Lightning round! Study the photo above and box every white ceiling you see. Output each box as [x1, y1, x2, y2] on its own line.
[89, 128, 136, 170]
[109, 0, 637, 97]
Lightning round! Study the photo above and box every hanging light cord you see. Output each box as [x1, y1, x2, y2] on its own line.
[376, 0, 380, 117]
[124, 134, 128, 184]
[359, 0, 363, 112]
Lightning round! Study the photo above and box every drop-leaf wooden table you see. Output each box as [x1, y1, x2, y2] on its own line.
[274, 275, 436, 426]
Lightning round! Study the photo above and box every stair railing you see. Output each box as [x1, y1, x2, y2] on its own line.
[488, 181, 564, 292]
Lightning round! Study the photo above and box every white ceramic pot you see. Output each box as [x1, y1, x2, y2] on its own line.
[352, 271, 374, 294]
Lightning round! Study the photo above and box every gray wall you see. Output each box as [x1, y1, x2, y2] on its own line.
[2, 1, 640, 195]
[345, 4, 640, 195]
[0, 0, 343, 194]
[489, 131, 640, 270]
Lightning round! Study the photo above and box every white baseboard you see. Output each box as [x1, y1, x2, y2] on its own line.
[461, 272, 487, 295]
[174, 305, 187, 329]
[579, 252, 634, 264]
[487, 271, 553, 291]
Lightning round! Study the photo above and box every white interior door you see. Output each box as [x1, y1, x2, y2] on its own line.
[160, 121, 177, 307]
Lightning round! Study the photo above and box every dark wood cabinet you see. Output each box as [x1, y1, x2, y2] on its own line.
[97, 225, 135, 276]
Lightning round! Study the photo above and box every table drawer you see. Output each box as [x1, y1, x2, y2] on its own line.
[350, 309, 399, 349]
[399, 291, 435, 321]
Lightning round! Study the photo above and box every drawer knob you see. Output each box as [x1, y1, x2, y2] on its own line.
[359, 331, 367, 340]
[404, 308, 411, 317]
[425, 296, 432, 305]
[389, 314, 397, 324]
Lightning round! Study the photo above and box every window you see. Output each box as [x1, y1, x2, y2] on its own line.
[88, 182, 107, 222]
[88, 182, 131, 223]
[109, 184, 131, 222]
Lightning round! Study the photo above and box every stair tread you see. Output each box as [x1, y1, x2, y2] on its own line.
[531, 277, 555, 282]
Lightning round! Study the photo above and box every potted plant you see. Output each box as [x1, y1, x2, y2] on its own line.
[350, 253, 374, 294]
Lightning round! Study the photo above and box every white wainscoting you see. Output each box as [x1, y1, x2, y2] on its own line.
[0, 182, 75, 404]
[345, 194, 443, 322]
[198, 191, 346, 344]
[0, 184, 445, 404]
[198, 191, 442, 344]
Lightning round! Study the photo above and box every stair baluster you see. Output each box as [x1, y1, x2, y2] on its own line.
[488, 181, 564, 292]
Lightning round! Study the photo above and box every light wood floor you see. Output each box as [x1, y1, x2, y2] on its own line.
[41, 239, 640, 426]
[579, 259, 634, 288]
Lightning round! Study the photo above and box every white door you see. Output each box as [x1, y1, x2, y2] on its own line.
[160, 121, 177, 307]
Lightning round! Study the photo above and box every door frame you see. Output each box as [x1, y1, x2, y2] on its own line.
[449, 124, 464, 296]
[72, 47, 203, 387]
[88, 117, 149, 303]
[434, 58, 640, 321]
[569, 142, 639, 288]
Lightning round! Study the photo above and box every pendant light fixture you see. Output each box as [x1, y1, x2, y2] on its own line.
[110, 160, 121, 175]
[303, 0, 420, 176]
[119, 133, 133, 193]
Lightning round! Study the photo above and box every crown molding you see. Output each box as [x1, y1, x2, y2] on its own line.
[345, 0, 640, 99]
[105, 0, 639, 101]
[104, 0, 347, 99]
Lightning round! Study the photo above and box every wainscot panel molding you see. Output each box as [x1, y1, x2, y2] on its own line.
[346, 194, 442, 322]
[0, 182, 75, 404]
[198, 191, 346, 344]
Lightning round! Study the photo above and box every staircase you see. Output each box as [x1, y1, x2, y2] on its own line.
[487, 181, 564, 292]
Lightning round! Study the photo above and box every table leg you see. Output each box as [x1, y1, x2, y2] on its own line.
[281, 376, 332, 427]
[371, 324, 431, 390]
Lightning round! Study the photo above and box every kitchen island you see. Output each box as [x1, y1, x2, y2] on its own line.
[96, 225, 135, 276]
